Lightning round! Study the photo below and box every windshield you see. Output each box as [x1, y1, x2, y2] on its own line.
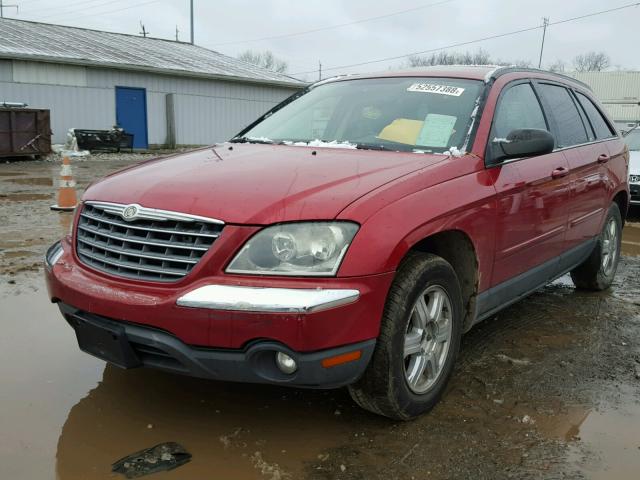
[625, 129, 640, 151]
[239, 77, 484, 153]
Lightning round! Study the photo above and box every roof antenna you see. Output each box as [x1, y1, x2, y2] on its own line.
[175, 25, 180, 41]
[139, 21, 150, 38]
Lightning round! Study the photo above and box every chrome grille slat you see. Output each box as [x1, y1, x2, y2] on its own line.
[78, 250, 186, 277]
[77, 236, 199, 265]
[80, 211, 220, 238]
[76, 203, 224, 282]
[77, 224, 210, 251]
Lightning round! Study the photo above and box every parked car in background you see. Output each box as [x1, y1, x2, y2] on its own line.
[45, 66, 630, 420]
[624, 127, 640, 205]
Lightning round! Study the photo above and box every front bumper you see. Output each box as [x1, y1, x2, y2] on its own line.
[630, 183, 640, 205]
[59, 302, 375, 388]
[45, 236, 394, 352]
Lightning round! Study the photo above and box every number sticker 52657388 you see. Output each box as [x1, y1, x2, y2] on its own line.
[407, 83, 465, 96]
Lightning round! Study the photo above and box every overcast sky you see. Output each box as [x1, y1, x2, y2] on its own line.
[5, 0, 640, 80]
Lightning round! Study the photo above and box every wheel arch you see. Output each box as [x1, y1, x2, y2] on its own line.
[408, 229, 480, 333]
[612, 188, 629, 224]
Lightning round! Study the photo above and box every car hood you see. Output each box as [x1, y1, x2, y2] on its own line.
[84, 144, 447, 224]
[629, 150, 640, 177]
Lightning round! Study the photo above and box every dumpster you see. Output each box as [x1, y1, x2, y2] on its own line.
[0, 106, 52, 158]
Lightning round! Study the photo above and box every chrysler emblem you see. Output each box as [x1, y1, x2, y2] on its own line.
[122, 205, 138, 221]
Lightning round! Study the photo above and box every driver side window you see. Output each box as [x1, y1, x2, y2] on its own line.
[493, 83, 547, 140]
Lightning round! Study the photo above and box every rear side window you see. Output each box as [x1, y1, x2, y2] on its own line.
[537, 84, 588, 148]
[492, 83, 547, 139]
[575, 92, 616, 139]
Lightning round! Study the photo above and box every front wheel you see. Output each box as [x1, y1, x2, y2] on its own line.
[348, 252, 463, 420]
[570, 203, 622, 291]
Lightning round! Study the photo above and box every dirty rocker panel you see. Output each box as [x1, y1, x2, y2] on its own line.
[475, 237, 598, 322]
[58, 303, 376, 389]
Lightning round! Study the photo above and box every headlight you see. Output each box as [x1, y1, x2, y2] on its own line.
[226, 222, 359, 276]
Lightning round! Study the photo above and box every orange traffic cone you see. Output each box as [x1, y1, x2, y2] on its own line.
[50, 156, 78, 211]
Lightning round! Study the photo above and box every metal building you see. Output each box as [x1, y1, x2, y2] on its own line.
[570, 71, 640, 131]
[0, 18, 303, 148]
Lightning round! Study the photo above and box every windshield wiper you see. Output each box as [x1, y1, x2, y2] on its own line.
[229, 136, 274, 144]
[355, 143, 397, 152]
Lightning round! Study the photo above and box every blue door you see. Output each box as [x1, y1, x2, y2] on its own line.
[115, 87, 148, 149]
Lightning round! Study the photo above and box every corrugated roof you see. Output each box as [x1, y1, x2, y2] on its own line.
[0, 18, 303, 87]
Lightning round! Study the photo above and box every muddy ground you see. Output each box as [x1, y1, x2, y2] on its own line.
[0, 153, 639, 480]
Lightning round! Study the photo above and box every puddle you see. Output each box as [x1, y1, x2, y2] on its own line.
[568, 397, 640, 480]
[622, 223, 640, 257]
[1, 250, 35, 259]
[0, 192, 52, 202]
[0, 280, 357, 480]
[3, 177, 53, 186]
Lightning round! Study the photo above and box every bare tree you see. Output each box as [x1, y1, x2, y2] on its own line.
[573, 51, 610, 72]
[548, 59, 567, 73]
[406, 49, 492, 67]
[238, 50, 288, 73]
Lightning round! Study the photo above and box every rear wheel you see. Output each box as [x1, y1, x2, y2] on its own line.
[570, 203, 622, 291]
[348, 252, 463, 420]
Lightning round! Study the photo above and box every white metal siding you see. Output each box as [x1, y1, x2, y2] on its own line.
[571, 72, 640, 102]
[12, 60, 87, 87]
[147, 91, 167, 145]
[570, 72, 640, 122]
[0, 61, 300, 146]
[172, 94, 275, 145]
[0, 59, 11, 82]
[0, 82, 113, 142]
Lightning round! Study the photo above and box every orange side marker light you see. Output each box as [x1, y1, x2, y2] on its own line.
[321, 350, 362, 368]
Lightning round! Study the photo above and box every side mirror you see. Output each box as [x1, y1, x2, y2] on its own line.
[490, 128, 555, 164]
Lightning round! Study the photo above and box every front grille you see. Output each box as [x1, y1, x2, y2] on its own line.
[76, 202, 224, 282]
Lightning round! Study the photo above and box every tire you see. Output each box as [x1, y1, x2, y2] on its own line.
[348, 252, 463, 420]
[570, 203, 622, 291]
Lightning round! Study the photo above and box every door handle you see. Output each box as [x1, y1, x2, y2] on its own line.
[597, 154, 610, 164]
[551, 167, 569, 179]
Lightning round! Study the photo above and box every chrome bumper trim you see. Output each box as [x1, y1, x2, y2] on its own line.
[176, 285, 360, 313]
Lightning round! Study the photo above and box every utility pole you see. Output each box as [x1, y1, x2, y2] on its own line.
[538, 17, 549, 69]
[0, 1, 19, 18]
[318, 60, 322, 81]
[190, 0, 194, 44]
[139, 21, 150, 38]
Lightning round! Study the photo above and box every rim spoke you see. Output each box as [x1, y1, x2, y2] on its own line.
[602, 239, 611, 255]
[404, 331, 423, 357]
[427, 290, 444, 322]
[406, 355, 427, 387]
[413, 295, 429, 329]
[404, 285, 453, 394]
[609, 221, 616, 239]
[435, 322, 450, 344]
[424, 352, 438, 379]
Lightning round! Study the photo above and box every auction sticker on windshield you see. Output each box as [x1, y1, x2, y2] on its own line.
[407, 83, 465, 96]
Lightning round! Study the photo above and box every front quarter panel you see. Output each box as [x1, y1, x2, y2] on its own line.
[337, 166, 498, 294]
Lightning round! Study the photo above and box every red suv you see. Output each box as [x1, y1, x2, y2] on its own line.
[45, 67, 630, 419]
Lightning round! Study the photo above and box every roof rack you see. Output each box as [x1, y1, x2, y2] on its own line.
[489, 66, 592, 91]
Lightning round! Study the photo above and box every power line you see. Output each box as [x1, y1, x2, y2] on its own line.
[210, 0, 455, 47]
[32, 0, 160, 21]
[20, 0, 119, 16]
[291, 2, 640, 76]
[46, 0, 163, 22]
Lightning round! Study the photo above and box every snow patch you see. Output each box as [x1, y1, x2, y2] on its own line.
[285, 139, 357, 149]
[445, 146, 465, 157]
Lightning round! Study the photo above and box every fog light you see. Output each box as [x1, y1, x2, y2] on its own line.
[275, 352, 297, 374]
